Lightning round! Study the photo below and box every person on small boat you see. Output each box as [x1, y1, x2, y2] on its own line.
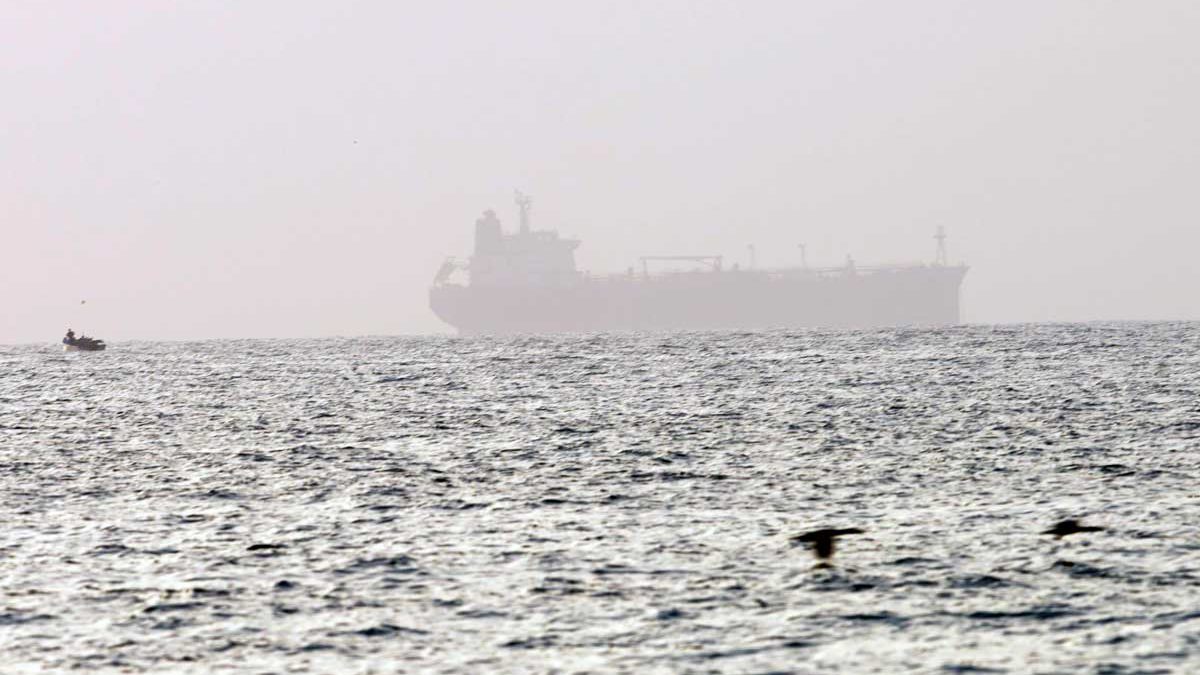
[63, 328, 76, 345]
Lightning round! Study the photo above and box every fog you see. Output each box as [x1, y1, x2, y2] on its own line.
[3, 1, 1198, 344]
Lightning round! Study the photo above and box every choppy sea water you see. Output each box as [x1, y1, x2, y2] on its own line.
[2, 323, 1199, 674]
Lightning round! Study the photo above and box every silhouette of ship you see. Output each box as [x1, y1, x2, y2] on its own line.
[430, 193, 968, 335]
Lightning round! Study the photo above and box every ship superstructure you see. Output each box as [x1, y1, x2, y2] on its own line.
[430, 193, 968, 335]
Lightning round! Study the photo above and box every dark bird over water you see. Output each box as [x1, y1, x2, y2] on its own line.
[1042, 519, 1105, 539]
[791, 528, 865, 561]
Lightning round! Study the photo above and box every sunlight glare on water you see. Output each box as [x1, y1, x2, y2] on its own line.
[1, 323, 1199, 673]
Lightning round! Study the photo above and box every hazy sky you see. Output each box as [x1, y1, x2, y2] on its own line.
[4, 1, 1198, 343]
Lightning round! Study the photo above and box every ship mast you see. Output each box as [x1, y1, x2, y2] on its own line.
[515, 190, 532, 234]
[934, 226, 948, 266]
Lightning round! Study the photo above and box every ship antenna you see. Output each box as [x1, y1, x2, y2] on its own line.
[515, 190, 532, 234]
[934, 226, 948, 266]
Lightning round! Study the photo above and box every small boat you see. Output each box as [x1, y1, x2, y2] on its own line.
[62, 329, 106, 352]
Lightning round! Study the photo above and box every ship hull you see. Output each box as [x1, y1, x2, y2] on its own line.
[431, 265, 967, 335]
[63, 344, 106, 352]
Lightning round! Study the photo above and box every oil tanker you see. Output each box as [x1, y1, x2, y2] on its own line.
[430, 193, 968, 335]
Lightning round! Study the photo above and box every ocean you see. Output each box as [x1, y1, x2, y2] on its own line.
[2, 323, 1198, 673]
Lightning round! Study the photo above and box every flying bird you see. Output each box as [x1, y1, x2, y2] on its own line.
[1042, 519, 1104, 539]
[791, 527, 865, 562]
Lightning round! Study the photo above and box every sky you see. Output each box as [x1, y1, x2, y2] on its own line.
[3, 1, 1198, 343]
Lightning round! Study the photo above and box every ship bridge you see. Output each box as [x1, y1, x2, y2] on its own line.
[465, 192, 580, 288]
